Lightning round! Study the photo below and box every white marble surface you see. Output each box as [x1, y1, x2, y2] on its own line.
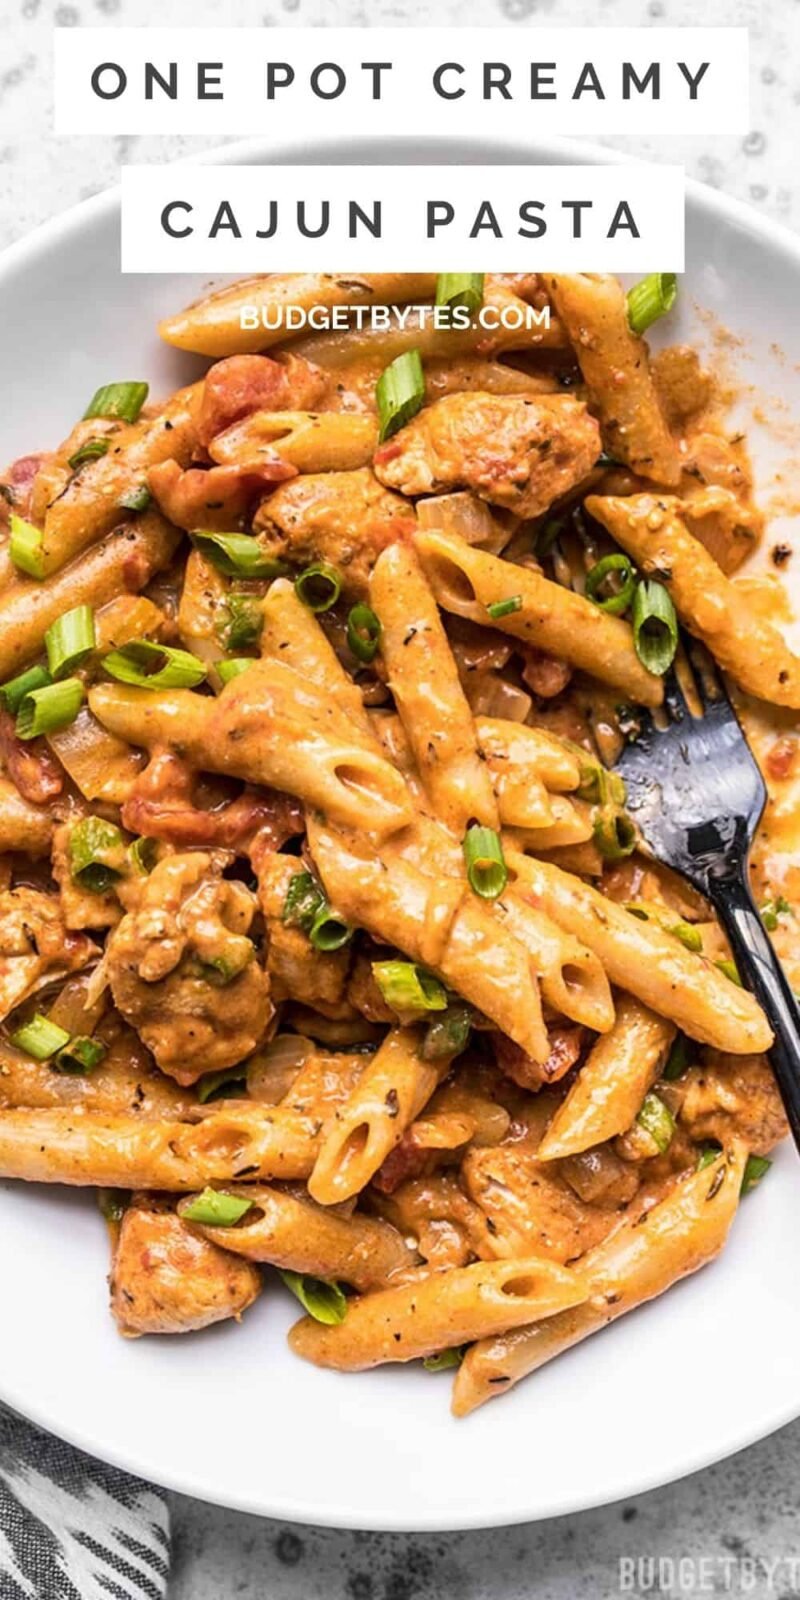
[3, 0, 800, 1593]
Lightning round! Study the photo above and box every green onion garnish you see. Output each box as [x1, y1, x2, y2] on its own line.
[192, 530, 287, 580]
[294, 562, 342, 613]
[435, 273, 485, 314]
[347, 602, 381, 664]
[9, 514, 44, 579]
[282, 870, 326, 933]
[45, 605, 96, 680]
[196, 1066, 248, 1104]
[585, 553, 637, 616]
[372, 960, 447, 1015]
[423, 1346, 465, 1371]
[11, 1014, 71, 1061]
[761, 896, 792, 932]
[102, 640, 206, 690]
[575, 757, 627, 808]
[626, 274, 678, 336]
[16, 678, 84, 739]
[98, 1188, 128, 1223]
[55, 1035, 107, 1075]
[662, 1033, 690, 1081]
[216, 593, 263, 653]
[592, 804, 637, 861]
[119, 484, 152, 514]
[636, 1091, 675, 1154]
[463, 824, 508, 899]
[376, 349, 425, 443]
[182, 1188, 253, 1227]
[0, 664, 51, 716]
[696, 1143, 722, 1171]
[69, 816, 126, 894]
[632, 579, 678, 676]
[741, 1154, 771, 1195]
[68, 437, 110, 470]
[83, 382, 149, 424]
[486, 596, 523, 621]
[128, 835, 157, 876]
[278, 1270, 348, 1326]
[309, 907, 353, 953]
[422, 1003, 472, 1062]
[715, 959, 742, 987]
[668, 921, 703, 954]
[217, 658, 254, 686]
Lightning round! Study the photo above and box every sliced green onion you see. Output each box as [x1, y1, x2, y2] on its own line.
[196, 1067, 248, 1104]
[278, 1270, 348, 1325]
[741, 1154, 771, 1195]
[196, 946, 253, 987]
[68, 437, 110, 470]
[11, 1014, 71, 1060]
[69, 816, 127, 894]
[760, 896, 792, 932]
[585, 553, 637, 616]
[593, 804, 637, 861]
[435, 273, 485, 314]
[536, 518, 563, 558]
[696, 1142, 722, 1172]
[423, 1346, 465, 1371]
[192, 530, 287, 580]
[632, 579, 678, 676]
[16, 677, 84, 739]
[636, 1091, 675, 1154]
[715, 958, 742, 987]
[309, 907, 353, 953]
[347, 602, 381, 664]
[372, 960, 447, 1015]
[463, 824, 508, 899]
[45, 605, 95, 680]
[575, 755, 626, 808]
[668, 921, 703, 954]
[294, 562, 342, 614]
[83, 382, 149, 423]
[282, 870, 326, 933]
[97, 1188, 128, 1223]
[662, 1033, 690, 1081]
[128, 835, 157, 876]
[102, 640, 206, 690]
[182, 1187, 253, 1227]
[422, 1003, 473, 1062]
[217, 657, 254, 686]
[627, 273, 678, 336]
[376, 349, 425, 443]
[0, 664, 51, 716]
[55, 1035, 107, 1075]
[225, 593, 264, 652]
[486, 595, 523, 621]
[9, 513, 44, 579]
[119, 484, 151, 513]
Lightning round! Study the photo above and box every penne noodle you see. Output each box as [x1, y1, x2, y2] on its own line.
[537, 994, 676, 1159]
[308, 1026, 440, 1205]
[506, 852, 773, 1055]
[414, 528, 664, 707]
[544, 274, 682, 485]
[493, 891, 615, 1035]
[289, 1254, 587, 1370]
[180, 1183, 414, 1290]
[474, 717, 582, 794]
[452, 1144, 747, 1414]
[503, 796, 594, 851]
[0, 1026, 195, 1117]
[370, 542, 499, 832]
[259, 577, 375, 741]
[159, 273, 441, 357]
[89, 659, 414, 839]
[209, 410, 378, 473]
[0, 1103, 321, 1190]
[586, 493, 800, 709]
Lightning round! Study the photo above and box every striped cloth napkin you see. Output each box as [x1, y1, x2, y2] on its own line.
[0, 1408, 170, 1600]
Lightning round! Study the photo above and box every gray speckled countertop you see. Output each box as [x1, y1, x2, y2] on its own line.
[3, 0, 800, 1593]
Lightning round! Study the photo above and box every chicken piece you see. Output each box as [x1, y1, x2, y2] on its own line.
[462, 1140, 619, 1264]
[194, 352, 328, 447]
[676, 1051, 787, 1157]
[110, 1194, 261, 1336]
[373, 393, 601, 519]
[253, 468, 416, 599]
[107, 852, 272, 1084]
[255, 851, 349, 1011]
[369, 1172, 495, 1268]
[148, 458, 296, 534]
[0, 888, 96, 1022]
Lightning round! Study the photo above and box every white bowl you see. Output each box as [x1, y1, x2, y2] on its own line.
[1, 135, 799, 1531]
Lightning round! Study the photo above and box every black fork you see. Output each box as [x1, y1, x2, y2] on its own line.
[615, 644, 800, 1153]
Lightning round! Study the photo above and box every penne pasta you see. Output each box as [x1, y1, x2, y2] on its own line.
[209, 410, 378, 474]
[308, 1026, 440, 1204]
[493, 891, 615, 1035]
[537, 994, 676, 1159]
[259, 577, 376, 740]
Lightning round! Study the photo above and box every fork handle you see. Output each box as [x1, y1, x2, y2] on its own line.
[708, 872, 800, 1153]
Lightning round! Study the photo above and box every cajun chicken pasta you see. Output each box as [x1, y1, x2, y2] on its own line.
[0, 270, 796, 1413]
